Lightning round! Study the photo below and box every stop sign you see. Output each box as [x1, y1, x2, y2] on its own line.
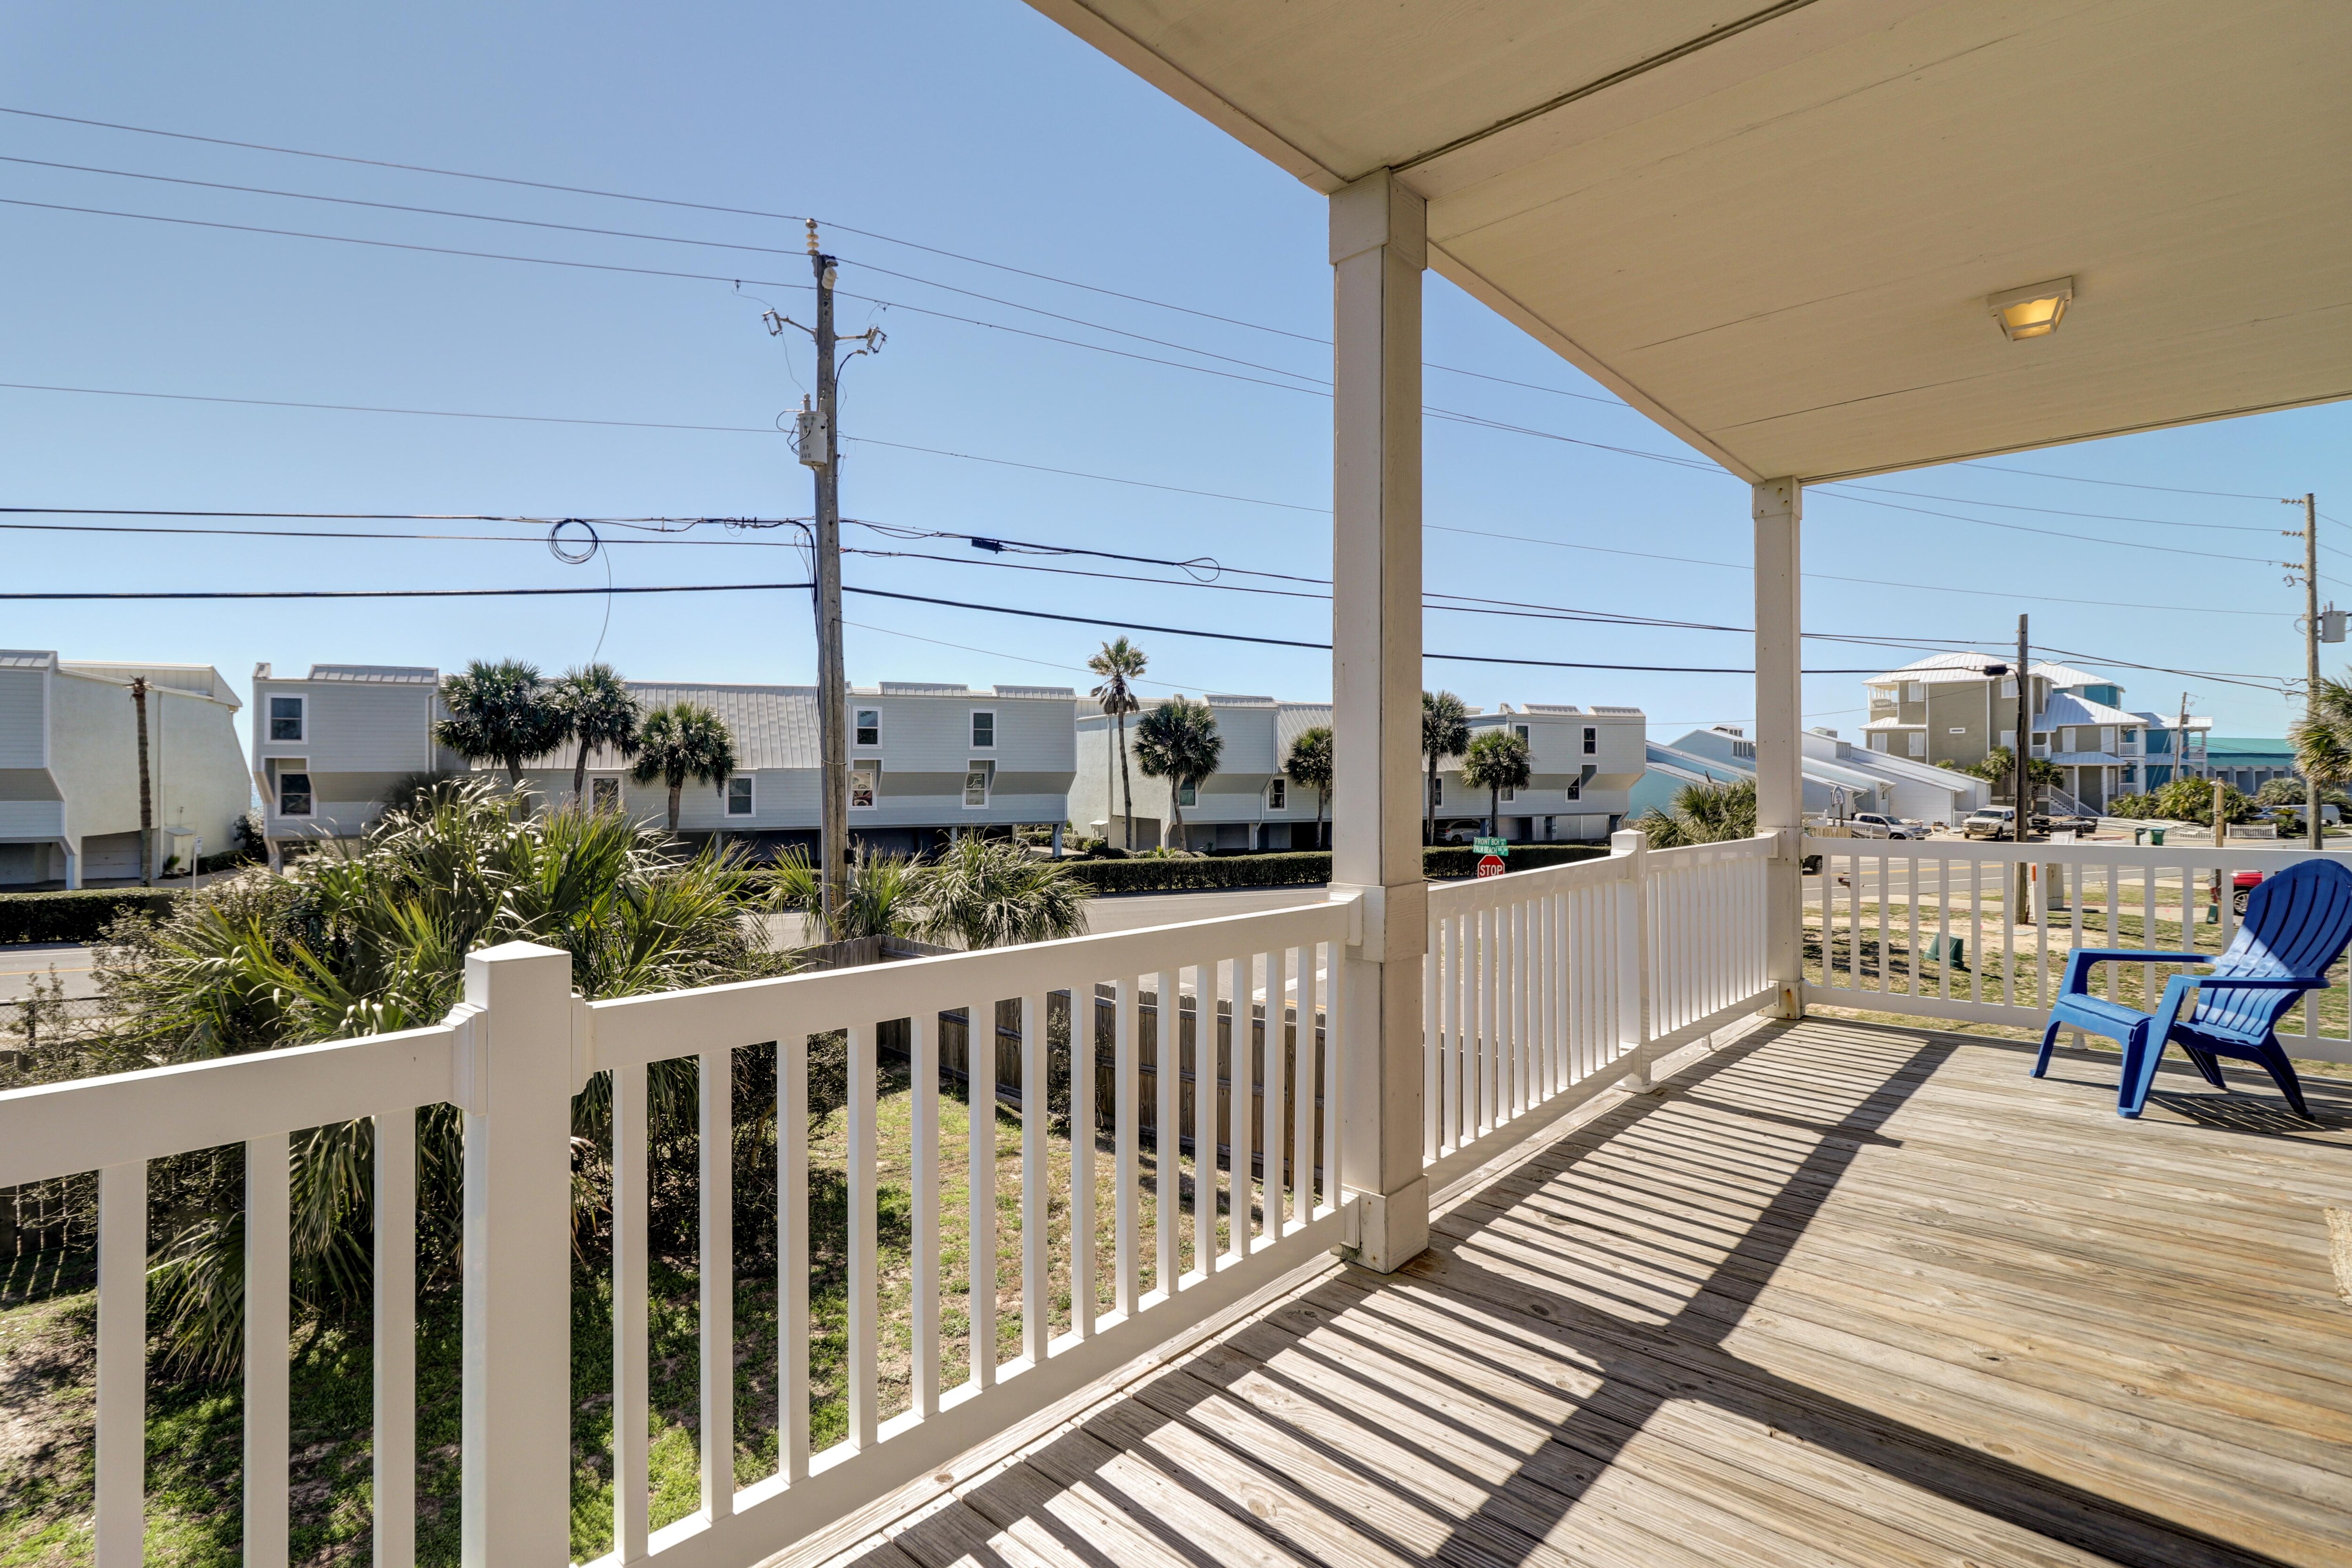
[1476, 854, 1506, 879]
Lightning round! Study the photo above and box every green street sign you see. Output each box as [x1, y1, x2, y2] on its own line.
[1473, 836, 1509, 856]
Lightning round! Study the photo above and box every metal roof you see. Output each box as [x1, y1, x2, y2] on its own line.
[1030, 0, 2352, 482]
[0, 650, 58, 670]
[305, 664, 440, 685]
[624, 683, 821, 771]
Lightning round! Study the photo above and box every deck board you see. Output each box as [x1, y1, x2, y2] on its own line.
[824, 1019, 2352, 1568]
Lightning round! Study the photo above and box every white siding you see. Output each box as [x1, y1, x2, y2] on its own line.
[0, 670, 46, 768]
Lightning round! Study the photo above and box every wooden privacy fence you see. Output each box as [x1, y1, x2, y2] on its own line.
[917, 984, 1328, 1186]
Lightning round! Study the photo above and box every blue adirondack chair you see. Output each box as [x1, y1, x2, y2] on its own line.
[2036, 857, 2352, 1119]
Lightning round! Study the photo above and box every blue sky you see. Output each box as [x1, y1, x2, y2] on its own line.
[4, 0, 2343, 741]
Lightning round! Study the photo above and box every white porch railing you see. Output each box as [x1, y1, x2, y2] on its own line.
[1805, 835, 2352, 1065]
[0, 899, 1352, 1568]
[1422, 830, 1776, 1179]
[0, 836, 1794, 1568]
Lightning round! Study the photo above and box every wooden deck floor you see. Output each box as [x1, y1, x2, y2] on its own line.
[827, 1019, 2352, 1568]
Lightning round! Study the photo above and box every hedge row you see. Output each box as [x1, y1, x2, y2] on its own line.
[1063, 842, 1609, 896]
[0, 887, 181, 945]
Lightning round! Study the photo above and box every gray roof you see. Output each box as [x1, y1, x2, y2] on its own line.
[1275, 701, 1334, 751]
[307, 664, 439, 685]
[0, 650, 57, 670]
[626, 683, 820, 770]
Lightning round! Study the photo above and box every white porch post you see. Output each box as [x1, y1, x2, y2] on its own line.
[1329, 167, 1429, 1272]
[458, 941, 576, 1568]
[1754, 479, 1805, 1019]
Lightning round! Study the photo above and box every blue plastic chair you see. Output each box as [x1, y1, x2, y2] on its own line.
[2036, 857, 2352, 1119]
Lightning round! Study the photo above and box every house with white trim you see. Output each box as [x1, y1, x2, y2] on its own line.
[523, 680, 1079, 855]
[1433, 704, 1646, 842]
[1, 651, 248, 887]
[250, 664, 458, 862]
[1074, 695, 1333, 851]
[1861, 653, 2212, 811]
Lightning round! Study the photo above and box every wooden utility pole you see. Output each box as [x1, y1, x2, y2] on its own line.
[131, 677, 153, 886]
[809, 231, 849, 927]
[2300, 492, 2321, 849]
[2012, 615, 2031, 917]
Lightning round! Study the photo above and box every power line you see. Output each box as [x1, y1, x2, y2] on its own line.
[1825, 481, 2280, 533]
[842, 436, 1325, 513]
[0, 377, 785, 435]
[1809, 488, 2273, 565]
[1961, 462, 2287, 501]
[0, 106, 1631, 406]
[3, 195, 1718, 468]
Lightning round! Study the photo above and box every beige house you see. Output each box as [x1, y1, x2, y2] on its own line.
[0, 651, 248, 886]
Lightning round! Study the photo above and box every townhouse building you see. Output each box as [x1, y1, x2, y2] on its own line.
[1433, 704, 1647, 842]
[2, 651, 248, 886]
[1860, 653, 2215, 812]
[529, 680, 1078, 854]
[250, 664, 459, 863]
[1074, 695, 1332, 851]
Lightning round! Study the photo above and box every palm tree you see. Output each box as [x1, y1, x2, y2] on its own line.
[1284, 725, 1334, 851]
[1634, 778, 1756, 848]
[1134, 696, 1223, 851]
[1088, 637, 1148, 850]
[2291, 673, 2352, 796]
[631, 702, 738, 831]
[1422, 691, 1471, 845]
[1461, 729, 1532, 839]
[915, 836, 1090, 949]
[553, 663, 642, 804]
[436, 659, 570, 791]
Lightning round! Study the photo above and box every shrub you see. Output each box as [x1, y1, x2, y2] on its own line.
[1059, 843, 1610, 893]
[0, 887, 179, 945]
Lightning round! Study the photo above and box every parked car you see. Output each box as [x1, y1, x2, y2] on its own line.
[2233, 869, 2263, 916]
[1962, 807, 2016, 841]
[1850, 812, 1929, 841]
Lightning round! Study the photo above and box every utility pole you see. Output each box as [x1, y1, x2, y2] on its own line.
[810, 230, 849, 928]
[767, 226, 883, 931]
[131, 677, 153, 887]
[2292, 492, 2322, 849]
[2176, 691, 2191, 789]
[2012, 614, 2032, 918]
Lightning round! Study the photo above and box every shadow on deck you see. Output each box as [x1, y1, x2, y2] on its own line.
[826, 1019, 2352, 1568]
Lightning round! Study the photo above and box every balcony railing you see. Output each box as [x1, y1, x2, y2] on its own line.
[1805, 834, 2352, 1064]
[0, 830, 1775, 1568]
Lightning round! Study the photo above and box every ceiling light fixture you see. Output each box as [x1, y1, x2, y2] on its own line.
[1988, 277, 2074, 341]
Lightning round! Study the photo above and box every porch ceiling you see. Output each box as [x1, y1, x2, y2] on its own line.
[1025, 0, 2352, 481]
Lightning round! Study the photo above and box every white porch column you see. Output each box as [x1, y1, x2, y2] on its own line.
[1754, 478, 1805, 1019]
[1329, 167, 1429, 1272]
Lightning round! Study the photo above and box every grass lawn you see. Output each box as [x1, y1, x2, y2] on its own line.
[0, 1051, 1273, 1567]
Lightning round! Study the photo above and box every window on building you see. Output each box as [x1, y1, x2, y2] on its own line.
[1429, 775, 1443, 807]
[2123, 765, 2138, 784]
[854, 708, 881, 747]
[1565, 776, 1581, 801]
[1907, 732, 1926, 757]
[2001, 730, 2016, 748]
[725, 776, 755, 816]
[268, 694, 305, 741]
[1514, 724, 1530, 746]
[2122, 727, 2139, 746]
[1904, 681, 1925, 701]
[969, 710, 995, 748]
[1582, 726, 1597, 756]
[849, 763, 878, 810]
[1730, 739, 1755, 759]
[1869, 732, 1888, 752]
[2002, 678, 2018, 698]
[1176, 781, 1196, 808]
[1266, 777, 1287, 810]
[590, 776, 620, 811]
[1499, 783, 1517, 803]
[276, 767, 313, 818]
[963, 761, 994, 808]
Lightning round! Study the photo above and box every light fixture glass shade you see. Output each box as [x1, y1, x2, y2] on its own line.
[1987, 278, 2074, 341]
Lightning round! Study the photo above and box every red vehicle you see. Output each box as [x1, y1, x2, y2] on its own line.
[2233, 870, 2263, 916]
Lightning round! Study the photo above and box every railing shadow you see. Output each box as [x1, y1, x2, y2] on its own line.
[877, 1020, 2303, 1568]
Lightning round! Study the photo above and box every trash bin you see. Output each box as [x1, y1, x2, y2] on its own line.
[2150, 827, 2166, 846]
[2131, 827, 2146, 846]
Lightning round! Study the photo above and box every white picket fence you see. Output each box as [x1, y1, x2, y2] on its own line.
[1805, 834, 2352, 1064]
[1422, 830, 1775, 1177]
